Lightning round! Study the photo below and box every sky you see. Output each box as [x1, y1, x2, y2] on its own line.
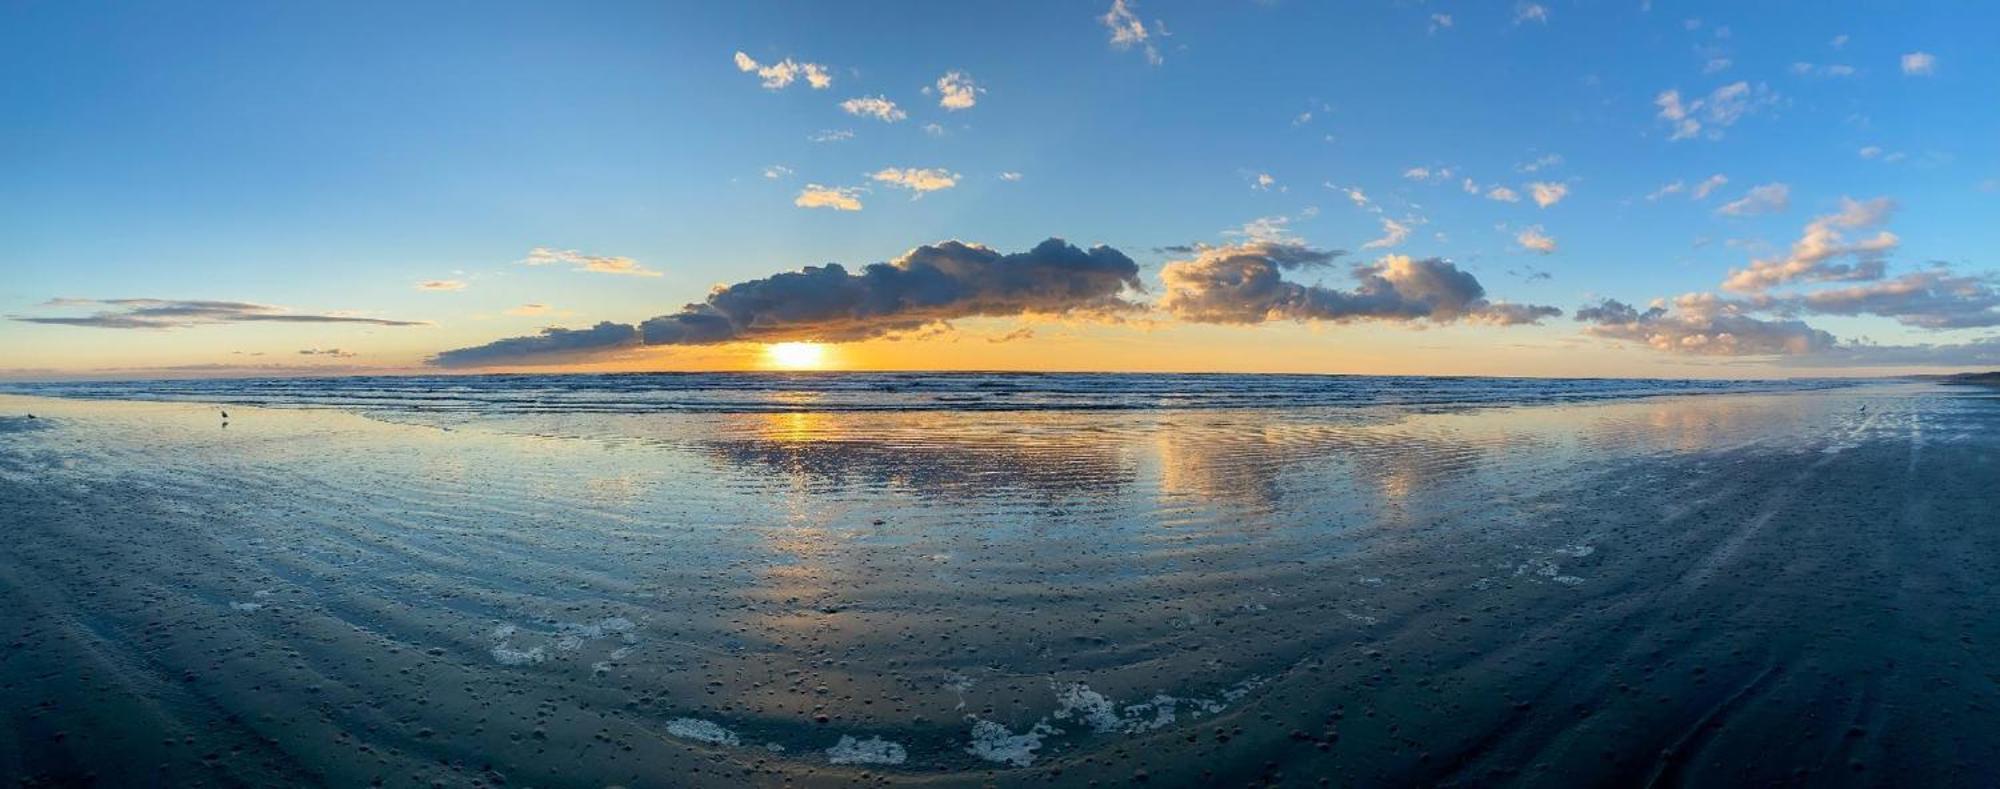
[4, 0, 1999, 379]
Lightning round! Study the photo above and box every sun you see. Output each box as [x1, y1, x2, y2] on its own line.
[764, 342, 830, 370]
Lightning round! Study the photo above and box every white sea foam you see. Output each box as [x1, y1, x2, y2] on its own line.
[665, 718, 739, 746]
[826, 735, 907, 765]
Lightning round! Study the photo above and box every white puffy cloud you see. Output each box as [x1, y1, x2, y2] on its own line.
[870, 168, 960, 195]
[1901, 52, 1936, 76]
[1529, 182, 1568, 208]
[1516, 226, 1557, 254]
[795, 184, 865, 211]
[1159, 242, 1559, 326]
[1486, 186, 1521, 203]
[934, 71, 981, 110]
[732, 51, 831, 90]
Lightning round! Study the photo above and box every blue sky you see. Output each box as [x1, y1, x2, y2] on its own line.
[4, 1, 1997, 377]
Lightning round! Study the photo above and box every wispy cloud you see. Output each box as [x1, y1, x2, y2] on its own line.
[505, 304, 551, 317]
[519, 247, 661, 277]
[1655, 82, 1776, 141]
[808, 129, 854, 143]
[840, 96, 906, 122]
[415, 280, 467, 291]
[1101, 0, 1163, 65]
[12, 299, 428, 330]
[1514, 3, 1550, 25]
[1362, 218, 1411, 250]
[1716, 183, 1791, 217]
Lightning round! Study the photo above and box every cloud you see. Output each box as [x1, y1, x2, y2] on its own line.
[1517, 153, 1563, 173]
[1251, 172, 1277, 191]
[762, 165, 793, 179]
[808, 129, 854, 143]
[1575, 294, 1835, 356]
[1428, 13, 1452, 33]
[1778, 336, 2000, 368]
[1794, 269, 2000, 329]
[1901, 52, 1936, 76]
[416, 280, 467, 291]
[1790, 62, 1856, 78]
[505, 304, 551, 316]
[1514, 3, 1549, 24]
[1656, 82, 1775, 141]
[1721, 197, 1897, 292]
[870, 167, 959, 196]
[1529, 181, 1568, 208]
[1704, 58, 1732, 74]
[733, 51, 832, 90]
[795, 184, 865, 211]
[1516, 226, 1557, 254]
[1486, 186, 1521, 203]
[1715, 182, 1791, 216]
[11, 299, 427, 330]
[1403, 166, 1455, 182]
[839, 96, 906, 122]
[1102, 0, 1163, 65]
[1362, 218, 1411, 250]
[1159, 242, 1559, 326]
[298, 348, 356, 358]
[1646, 181, 1685, 200]
[432, 239, 1142, 367]
[998, 171, 1024, 182]
[520, 247, 661, 277]
[431, 321, 644, 367]
[1692, 173, 1729, 199]
[935, 71, 981, 110]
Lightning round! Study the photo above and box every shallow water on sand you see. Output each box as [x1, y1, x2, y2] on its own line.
[1, 383, 1997, 786]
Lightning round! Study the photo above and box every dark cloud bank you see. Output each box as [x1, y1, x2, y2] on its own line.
[432, 239, 1143, 367]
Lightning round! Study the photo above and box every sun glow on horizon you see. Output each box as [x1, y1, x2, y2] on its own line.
[764, 342, 830, 370]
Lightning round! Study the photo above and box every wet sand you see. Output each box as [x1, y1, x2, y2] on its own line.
[1, 384, 1997, 786]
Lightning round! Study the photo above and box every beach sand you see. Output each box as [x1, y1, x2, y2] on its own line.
[1, 383, 1997, 786]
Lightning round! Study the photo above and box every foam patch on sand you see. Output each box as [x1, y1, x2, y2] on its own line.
[962, 676, 1267, 767]
[826, 735, 908, 765]
[965, 718, 1054, 767]
[666, 718, 740, 746]
[487, 618, 638, 666]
